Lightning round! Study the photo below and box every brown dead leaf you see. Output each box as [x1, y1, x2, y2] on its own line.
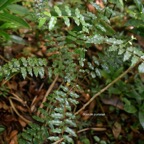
[112, 121, 121, 139]
[89, 100, 96, 113]
[18, 81, 28, 89]
[0, 101, 9, 110]
[87, 3, 96, 13]
[7, 81, 18, 90]
[9, 130, 18, 140]
[136, 35, 144, 48]
[101, 96, 124, 110]
[18, 118, 27, 128]
[87, 0, 104, 13]
[9, 130, 18, 144]
[96, 0, 104, 8]
[81, 93, 90, 102]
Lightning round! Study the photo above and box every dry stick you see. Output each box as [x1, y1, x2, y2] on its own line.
[9, 98, 30, 123]
[75, 59, 142, 115]
[77, 127, 106, 133]
[37, 75, 59, 116]
[54, 138, 64, 144]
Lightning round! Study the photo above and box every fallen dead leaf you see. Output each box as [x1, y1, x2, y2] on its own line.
[9, 130, 18, 140]
[112, 121, 121, 139]
[18, 118, 27, 127]
[89, 100, 96, 113]
[101, 96, 124, 110]
[87, 3, 96, 13]
[81, 93, 90, 102]
[0, 101, 9, 110]
[9, 132, 18, 144]
[96, 0, 104, 8]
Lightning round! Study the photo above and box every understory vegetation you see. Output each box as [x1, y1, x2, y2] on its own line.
[0, 0, 144, 144]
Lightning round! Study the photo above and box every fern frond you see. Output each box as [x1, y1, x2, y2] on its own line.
[38, 5, 90, 32]
[0, 57, 47, 80]
[18, 85, 79, 144]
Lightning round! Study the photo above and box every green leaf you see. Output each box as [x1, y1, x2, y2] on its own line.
[100, 140, 107, 144]
[0, 13, 29, 28]
[0, 0, 15, 11]
[54, 5, 62, 16]
[63, 135, 74, 143]
[0, 125, 5, 133]
[65, 127, 76, 137]
[131, 55, 139, 66]
[38, 67, 45, 78]
[94, 136, 100, 142]
[124, 104, 137, 113]
[38, 58, 47, 66]
[21, 132, 32, 141]
[13, 58, 20, 68]
[38, 17, 47, 28]
[123, 51, 132, 62]
[63, 16, 70, 27]
[10, 35, 26, 45]
[118, 0, 124, 10]
[105, 38, 123, 45]
[123, 98, 137, 113]
[82, 26, 89, 33]
[65, 5, 71, 16]
[33, 67, 39, 77]
[27, 67, 33, 77]
[49, 16, 57, 30]
[81, 138, 91, 144]
[48, 136, 60, 141]
[125, 19, 144, 27]
[75, 8, 81, 18]
[43, 11, 51, 17]
[86, 34, 105, 44]
[139, 110, 144, 128]
[51, 128, 62, 134]
[7, 4, 29, 16]
[0, 30, 10, 40]
[73, 17, 80, 26]
[27, 57, 34, 67]
[21, 57, 27, 67]
[0, 22, 18, 29]
[21, 67, 27, 79]
[138, 62, 144, 73]
[134, 0, 143, 11]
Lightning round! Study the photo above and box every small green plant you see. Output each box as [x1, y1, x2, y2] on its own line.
[0, 0, 144, 143]
[18, 85, 79, 144]
[0, 0, 30, 43]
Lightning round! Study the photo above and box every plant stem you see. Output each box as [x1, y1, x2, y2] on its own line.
[75, 59, 142, 115]
[37, 75, 59, 116]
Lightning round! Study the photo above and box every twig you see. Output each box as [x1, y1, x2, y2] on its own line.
[53, 138, 64, 144]
[0, 55, 8, 62]
[37, 75, 59, 116]
[77, 127, 106, 133]
[9, 98, 30, 123]
[75, 59, 142, 115]
[11, 92, 25, 104]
